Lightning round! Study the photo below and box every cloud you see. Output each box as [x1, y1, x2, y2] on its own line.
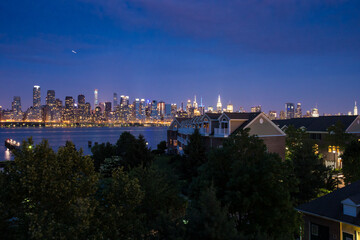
[80, 0, 360, 54]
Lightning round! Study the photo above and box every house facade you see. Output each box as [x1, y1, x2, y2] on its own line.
[297, 180, 360, 240]
[273, 116, 360, 168]
[167, 112, 286, 159]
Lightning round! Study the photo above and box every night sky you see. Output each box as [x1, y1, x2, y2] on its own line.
[1, 0, 360, 114]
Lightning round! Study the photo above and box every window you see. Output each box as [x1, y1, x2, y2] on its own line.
[343, 232, 353, 240]
[311, 224, 318, 236]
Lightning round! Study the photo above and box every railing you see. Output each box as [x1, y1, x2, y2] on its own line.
[214, 128, 229, 137]
[178, 128, 195, 135]
[199, 128, 210, 136]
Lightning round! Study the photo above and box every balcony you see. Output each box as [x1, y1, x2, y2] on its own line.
[214, 128, 229, 137]
[199, 128, 210, 136]
[178, 128, 195, 135]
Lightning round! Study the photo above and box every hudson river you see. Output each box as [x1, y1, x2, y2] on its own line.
[0, 127, 168, 161]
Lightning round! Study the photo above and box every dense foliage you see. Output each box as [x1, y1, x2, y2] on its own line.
[342, 140, 360, 184]
[0, 126, 347, 239]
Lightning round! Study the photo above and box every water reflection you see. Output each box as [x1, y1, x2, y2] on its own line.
[4, 148, 11, 161]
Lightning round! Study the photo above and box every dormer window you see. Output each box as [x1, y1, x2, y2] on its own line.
[341, 197, 360, 217]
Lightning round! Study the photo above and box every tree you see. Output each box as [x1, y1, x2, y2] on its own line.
[179, 128, 207, 183]
[153, 141, 167, 155]
[342, 140, 360, 184]
[91, 142, 116, 171]
[115, 132, 153, 169]
[94, 167, 145, 239]
[0, 138, 99, 239]
[186, 186, 239, 240]
[201, 129, 299, 239]
[325, 121, 354, 151]
[130, 166, 186, 239]
[286, 126, 333, 204]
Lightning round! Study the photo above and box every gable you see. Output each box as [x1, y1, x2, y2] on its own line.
[346, 116, 360, 133]
[245, 114, 285, 136]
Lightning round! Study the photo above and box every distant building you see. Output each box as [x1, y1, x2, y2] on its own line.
[151, 100, 158, 119]
[12, 96, 21, 115]
[279, 110, 286, 120]
[251, 105, 261, 113]
[285, 103, 295, 119]
[226, 103, 234, 113]
[354, 101, 358, 116]
[157, 101, 165, 117]
[216, 95, 222, 113]
[94, 89, 98, 109]
[165, 103, 171, 117]
[193, 95, 198, 109]
[295, 103, 302, 118]
[33, 85, 41, 108]
[46, 90, 56, 108]
[171, 103, 177, 117]
[268, 110, 277, 120]
[311, 107, 320, 117]
[113, 93, 118, 111]
[78, 94, 85, 105]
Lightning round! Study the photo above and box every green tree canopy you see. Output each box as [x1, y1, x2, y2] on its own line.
[186, 185, 239, 240]
[0, 139, 99, 239]
[199, 129, 299, 239]
[342, 140, 360, 184]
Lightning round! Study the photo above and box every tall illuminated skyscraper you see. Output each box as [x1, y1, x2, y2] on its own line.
[78, 94, 85, 105]
[354, 101, 358, 116]
[12, 96, 21, 114]
[217, 95, 222, 113]
[33, 85, 41, 108]
[94, 89, 98, 109]
[226, 103, 233, 113]
[46, 90, 56, 108]
[295, 103, 302, 118]
[285, 103, 295, 119]
[113, 93, 118, 111]
[193, 95, 198, 109]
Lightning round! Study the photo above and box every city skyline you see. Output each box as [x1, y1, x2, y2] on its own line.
[1, 85, 360, 116]
[1, 1, 360, 114]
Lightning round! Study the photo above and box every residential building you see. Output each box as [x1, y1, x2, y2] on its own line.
[297, 180, 360, 240]
[273, 115, 360, 168]
[168, 112, 286, 159]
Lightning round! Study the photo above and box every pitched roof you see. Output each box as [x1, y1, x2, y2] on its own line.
[297, 180, 360, 226]
[273, 116, 357, 132]
[204, 113, 222, 120]
[175, 117, 191, 123]
[223, 112, 260, 121]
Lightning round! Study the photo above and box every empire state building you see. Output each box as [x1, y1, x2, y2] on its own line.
[217, 95, 222, 113]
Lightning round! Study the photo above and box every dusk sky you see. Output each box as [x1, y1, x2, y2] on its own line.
[1, 0, 360, 114]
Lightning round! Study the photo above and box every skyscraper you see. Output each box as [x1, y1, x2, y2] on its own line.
[46, 90, 55, 108]
[113, 93, 118, 111]
[33, 85, 41, 108]
[157, 101, 165, 117]
[216, 95, 222, 113]
[285, 103, 295, 119]
[65, 96, 74, 110]
[151, 100, 158, 119]
[295, 103, 302, 118]
[193, 95, 198, 109]
[78, 94, 85, 105]
[12, 96, 21, 114]
[94, 89, 98, 109]
[251, 105, 261, 113]
[226, 103, 233, 113]
[354, 101, 358, 116]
